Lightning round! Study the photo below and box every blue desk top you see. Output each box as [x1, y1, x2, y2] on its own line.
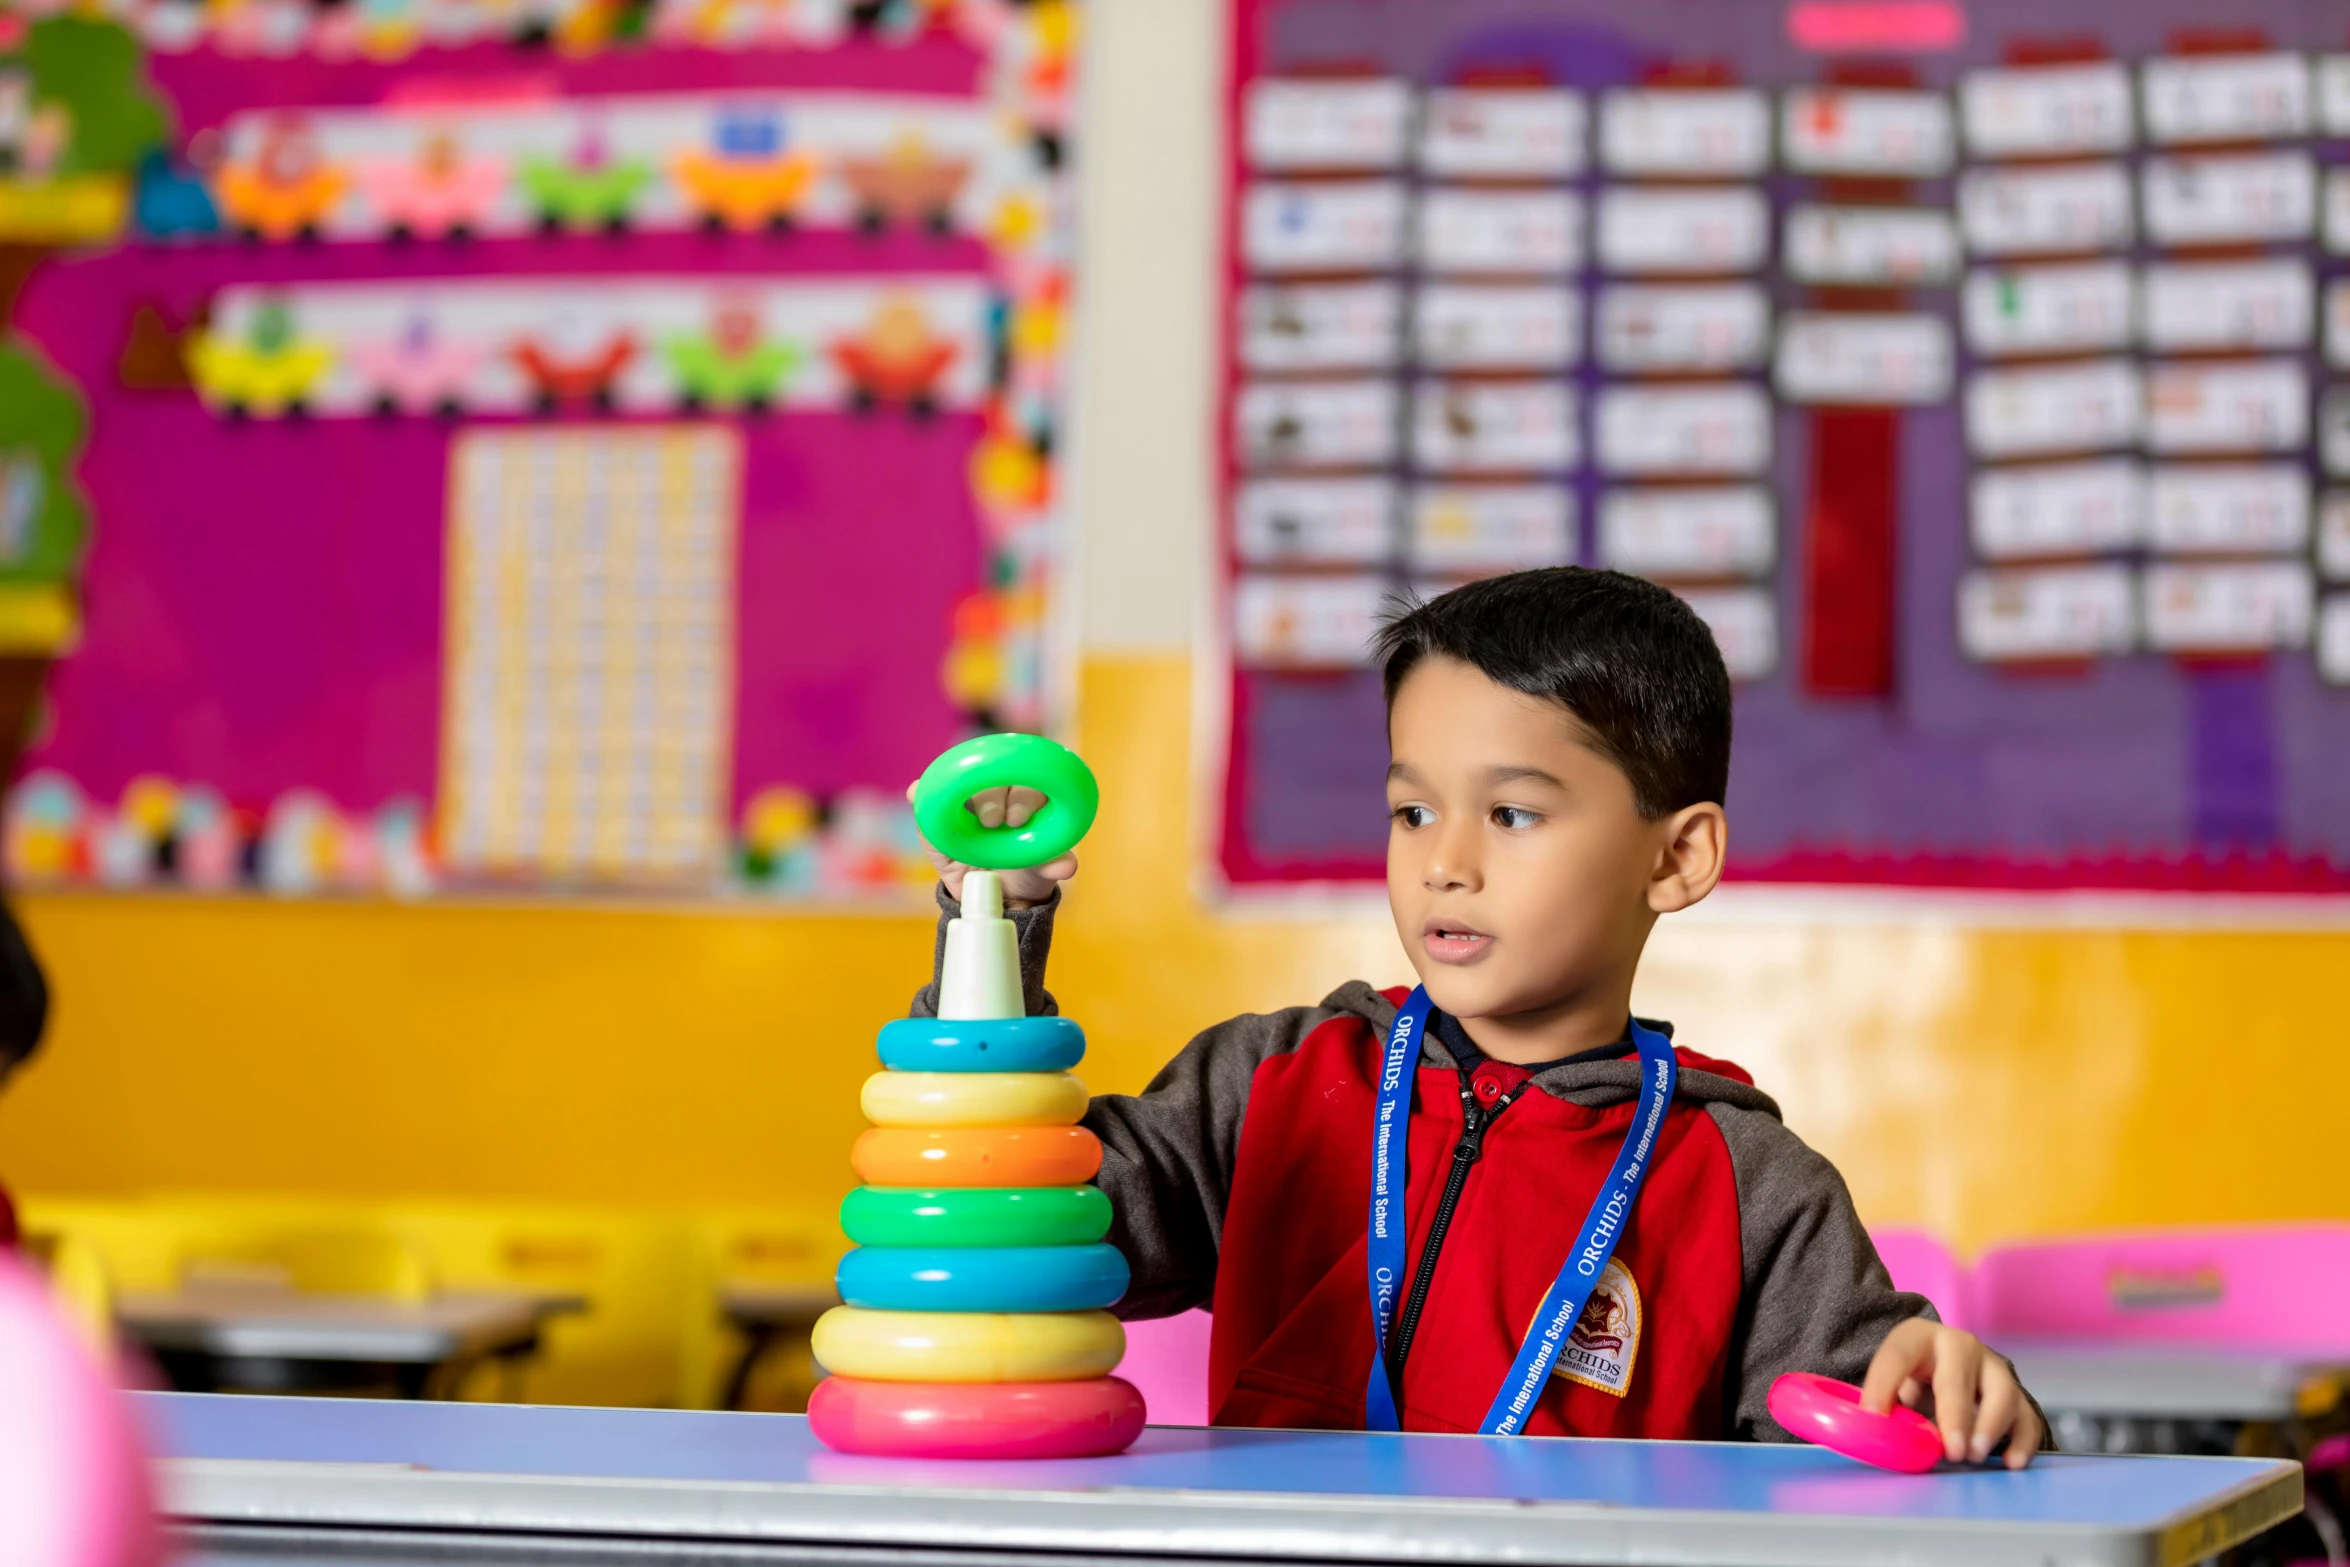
[151, 1394, 2301, 1567]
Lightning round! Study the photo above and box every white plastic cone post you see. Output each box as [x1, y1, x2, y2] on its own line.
[936, 870, 1024, 1021]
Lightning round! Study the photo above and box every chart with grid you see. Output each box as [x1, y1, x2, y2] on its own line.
[440, 427, 738, 886]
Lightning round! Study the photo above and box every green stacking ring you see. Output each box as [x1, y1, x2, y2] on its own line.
[841, 1185, 1114, 1249]
[912, 733, 1099, 870]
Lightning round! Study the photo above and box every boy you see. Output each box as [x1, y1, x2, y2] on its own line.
[912, 567, 2043, 1465]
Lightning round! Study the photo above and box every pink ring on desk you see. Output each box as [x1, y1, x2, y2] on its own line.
[809, 1374, 1145, 1460]
[1767, 1373, 1944, 1474]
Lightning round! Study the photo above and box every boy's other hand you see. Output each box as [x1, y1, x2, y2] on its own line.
[905, 783, 1078, 909]
[1860, 1318, 2042, 1468]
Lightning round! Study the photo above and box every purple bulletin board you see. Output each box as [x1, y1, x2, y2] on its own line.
[1214, 0, 2350, 897]
[0, 0, 1077, 900]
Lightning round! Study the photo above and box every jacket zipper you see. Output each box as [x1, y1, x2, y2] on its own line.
[1383, 1072, 1518, 1397]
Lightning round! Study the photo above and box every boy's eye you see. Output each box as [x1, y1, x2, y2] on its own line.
[1392, 804, 1434, 829]
[1491, 805, 1540, 831]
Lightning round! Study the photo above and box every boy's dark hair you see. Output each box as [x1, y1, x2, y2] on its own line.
[1373, 567, 1733, 818]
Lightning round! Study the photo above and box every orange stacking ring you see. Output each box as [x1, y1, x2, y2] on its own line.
[851, 1125, 1103, 1188]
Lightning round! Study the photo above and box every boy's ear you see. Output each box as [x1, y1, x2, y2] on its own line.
[1647, 801, 1727, 915]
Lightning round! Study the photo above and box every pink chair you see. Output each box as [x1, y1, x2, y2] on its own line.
[0, 1251, 162, 1567]
[1120, 1309, 1212, 1426]
[1870, 1227, 1972, 1331]
[1972, 1225, 2350, 1348]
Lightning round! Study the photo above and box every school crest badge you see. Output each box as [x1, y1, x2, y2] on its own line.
[1552, 1257, 1641, 1397]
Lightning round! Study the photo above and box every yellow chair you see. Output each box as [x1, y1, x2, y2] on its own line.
[689, 1208, 844, 1412]
[18, 1227, 116, 1352]
[375, 1202, 700, 1407]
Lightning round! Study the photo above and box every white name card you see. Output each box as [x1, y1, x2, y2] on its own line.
[1235, 379, 1400, 469]
[1958, 163, 2134, 256]
[1234, 477, 1398, 564]
[1233, 573, 1389, 667]
[2144, 359, 2307, 454]
[1970, 459, 2142, 560]
[1959, 564, 2136, 661]
[1598, 486, 1776, 578]
[1774, 312, 1954, 406]
[1598, 88, 1772, 176]
[2152, 462, 2312, 561]
[2145, 464, 2309, 556]
[1419, 188, 1584, 276]
[1420, 89, 1585, 179]
[1410, 484, 1576, 571]
[1782, 87, 1955, 177]
[1238, 282, 1402, 372]
[1960, 63, 2134, 160]
[2323, 491, 2350, 580]
[1596, 187, 1770, 275]
[1415, 285, 1581, 371]
[1595, 283, 1771, 372]
[2141, 153, 2315, 247]
[1966, 358, 2140, 458]
[1782, 204, 1960, 286]
[1962, 261, 2133, 357]
[1243, 181, 1409, 273]
[1411, 380, 1578, 474]
[1677, 586, 1778, 680]
[1245, 79, 1415, 172]
[2319, 55, 2350, 137]
[2139, 53, 2309, 146]
[2321, 595, 2350, 684]
[2142, 260, 2312, 352]
[2141, 560, 2315, 652]
[1596, 384, 1772, 476]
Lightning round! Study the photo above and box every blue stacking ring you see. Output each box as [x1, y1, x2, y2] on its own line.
[876, 1015, 1086, 1073]
[835, 1243, 1131, 1313]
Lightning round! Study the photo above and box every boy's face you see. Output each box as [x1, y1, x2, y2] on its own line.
[1384, 655, 1714, 1028]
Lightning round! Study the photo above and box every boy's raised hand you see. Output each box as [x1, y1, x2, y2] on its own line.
[1860, 1318, 2044, 1468]
[906, 783, 1078, 909]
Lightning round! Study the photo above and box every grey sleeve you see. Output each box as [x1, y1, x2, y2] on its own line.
[1085, 1003, 1345, 1321]
[1708, 1104, 1938, 1441]
[908, 882, 1061, 1019]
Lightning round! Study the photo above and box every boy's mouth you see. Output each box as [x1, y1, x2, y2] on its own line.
[1420, 919, 1494, 965]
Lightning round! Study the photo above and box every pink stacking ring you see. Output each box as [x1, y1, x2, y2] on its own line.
[1767, 1372, 1944, 1474]
[808, 1374, 1145, 1460]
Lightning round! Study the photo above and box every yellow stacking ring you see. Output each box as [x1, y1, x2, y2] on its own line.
[851, 1126, 1102, 1188]
[861, 1070, 1088, 1128]
[812, 1305, 1126, 1383]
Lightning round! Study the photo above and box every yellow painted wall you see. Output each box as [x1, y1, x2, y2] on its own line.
[4, 652, 2348, 1255]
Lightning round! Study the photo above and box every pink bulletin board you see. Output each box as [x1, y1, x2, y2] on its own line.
[0, 0, 1078, 901]
[1212, 0, 2350, 898]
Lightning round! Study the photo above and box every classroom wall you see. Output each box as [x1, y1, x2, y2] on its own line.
[4, 0, 2348, 1255]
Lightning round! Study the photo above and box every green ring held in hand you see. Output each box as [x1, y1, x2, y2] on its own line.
[840, 1185, 1114, 1249]
[912, 732, 1100, 870]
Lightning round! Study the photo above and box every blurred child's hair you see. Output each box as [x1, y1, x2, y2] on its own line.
[1373, 567, 1733, 819]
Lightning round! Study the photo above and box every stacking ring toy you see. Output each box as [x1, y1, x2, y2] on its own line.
[808, 1375, 1146, 1460]
[841, 1186, 1114, 1249]
[852, 1126, 1102, 1188]
[877, 1016, 1086, 1074]
[1767, 1373, 1944, 1474]
[912, 733, 1100, 870]
[861, 1070, 1089, 1129]
[812, 1306, 1125, 1383]
[837, 1243, 1131, 1314]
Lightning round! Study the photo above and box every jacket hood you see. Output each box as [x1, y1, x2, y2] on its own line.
[1323, 981, 1785, 1121]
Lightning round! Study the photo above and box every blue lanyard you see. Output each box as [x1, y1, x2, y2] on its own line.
[1364, 986, 1678, 1435]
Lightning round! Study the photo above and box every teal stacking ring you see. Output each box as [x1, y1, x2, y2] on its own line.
[876, 1015, 1086, 1073]
[835, 1243, 1131, 1313]
[912, 733, 1099, 870]
[841, 1186, 1114, 1249]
